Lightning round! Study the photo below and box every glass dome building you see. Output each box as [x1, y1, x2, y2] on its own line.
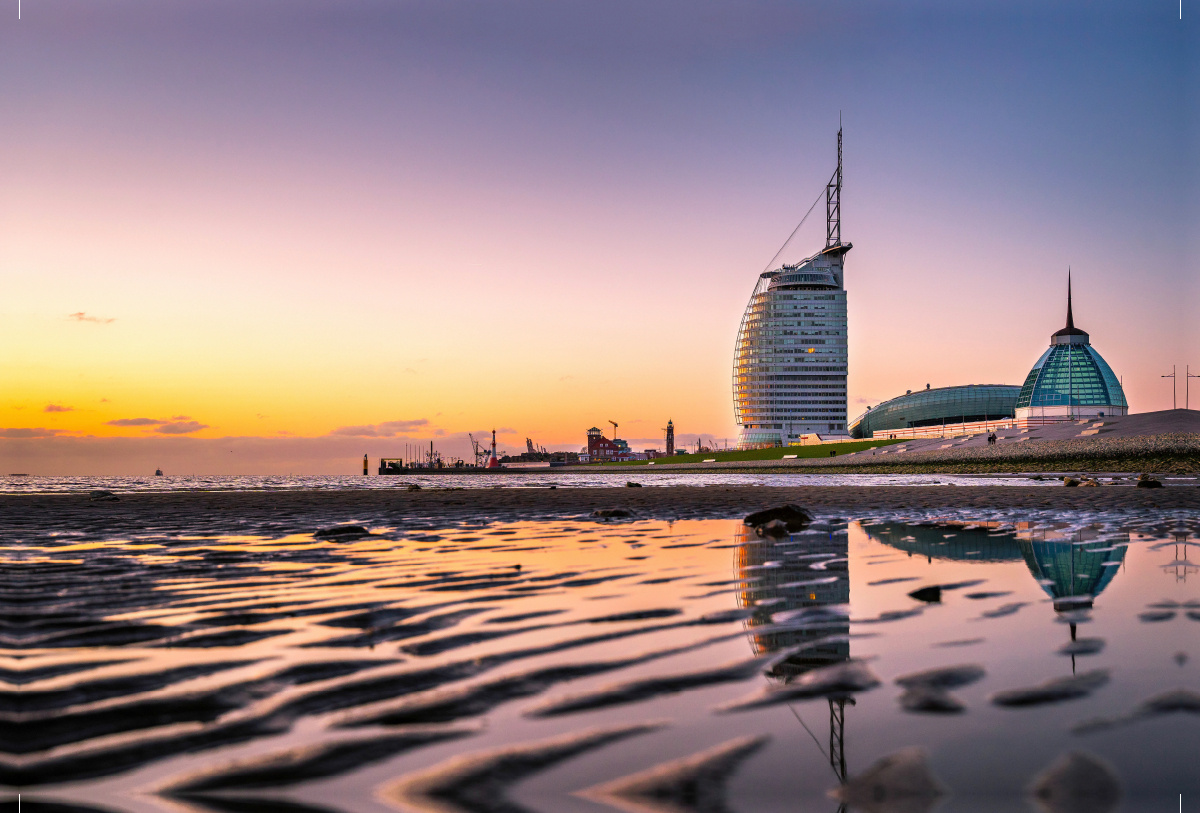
[849, 384, 1020, 439]
[1014, 276, 1127, 426]
[734, 129, 849, 448]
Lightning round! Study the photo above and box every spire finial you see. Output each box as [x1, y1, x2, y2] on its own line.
[1066, 267, 1074, 330]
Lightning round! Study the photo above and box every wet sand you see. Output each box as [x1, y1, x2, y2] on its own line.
[4, 483, 1198, 541]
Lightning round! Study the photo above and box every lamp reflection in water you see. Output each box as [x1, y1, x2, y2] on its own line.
[733, 522, 851, 789]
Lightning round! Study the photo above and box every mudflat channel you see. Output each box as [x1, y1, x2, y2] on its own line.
[2, 488, 1198, 813]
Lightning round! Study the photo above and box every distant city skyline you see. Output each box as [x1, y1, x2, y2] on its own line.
[1, 0, 1194, 473]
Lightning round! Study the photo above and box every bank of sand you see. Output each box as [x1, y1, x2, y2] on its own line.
[4, 484, 1199, 542]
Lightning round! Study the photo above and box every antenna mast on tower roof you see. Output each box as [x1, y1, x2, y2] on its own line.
[826, 120, 842, 249]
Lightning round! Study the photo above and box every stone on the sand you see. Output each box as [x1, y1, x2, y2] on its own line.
[314, 525, 371, 539]
[756, 519, 791, 538]
[829, 746, 945, 813]
[990, 669, 1109, 707]
[899, 686, 965, 714]
[1028, 751, 1121, 813]
[907, 585, 942, 603]
[895, 664, 985, 691]
[743, 504, 813, 532]
[592, 508, 634, 518]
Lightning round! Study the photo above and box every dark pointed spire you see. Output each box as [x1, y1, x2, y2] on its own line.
[1052, 267, 1089, 344]
[1065, 268, 1074, 330]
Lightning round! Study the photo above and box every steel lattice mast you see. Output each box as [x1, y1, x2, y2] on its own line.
[826, 125, 842, 248]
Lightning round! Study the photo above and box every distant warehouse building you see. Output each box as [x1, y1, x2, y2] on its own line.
[849, 384, 1020, 440]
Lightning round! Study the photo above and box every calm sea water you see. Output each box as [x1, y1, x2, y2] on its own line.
[3, 508, 1197, 813]
[0, 472, 1060, 494]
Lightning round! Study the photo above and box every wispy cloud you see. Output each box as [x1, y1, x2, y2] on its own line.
[44, 404, 73, 413]
[329, 419, 429, 437]
[107, 418, 164, 427]
[68, 312, 116, 324]
[155, 420, 208, 435]
[0, 427, 65, 438]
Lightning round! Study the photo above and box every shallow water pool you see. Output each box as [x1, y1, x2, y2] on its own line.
[3, 511, 1197, 812]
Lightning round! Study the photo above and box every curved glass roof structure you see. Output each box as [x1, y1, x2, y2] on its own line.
[849, 384, 1019, 439]
[1015, 345, 1127, 410]
[1014, 275, 1126, 412]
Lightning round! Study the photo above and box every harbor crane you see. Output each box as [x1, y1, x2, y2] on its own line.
[468, 434, 490, 468]
[607, 420, 618, 438]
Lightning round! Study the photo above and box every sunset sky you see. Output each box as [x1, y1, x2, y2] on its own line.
[1, 0, 1195, 474]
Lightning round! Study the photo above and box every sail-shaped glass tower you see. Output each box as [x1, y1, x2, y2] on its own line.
[734, 130, 850, 448]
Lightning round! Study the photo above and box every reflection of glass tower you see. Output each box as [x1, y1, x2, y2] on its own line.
[733, 129, 850, 448]
[735, 523, 850, 782]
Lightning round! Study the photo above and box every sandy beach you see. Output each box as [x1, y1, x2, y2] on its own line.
[5, 482, 1199, 542]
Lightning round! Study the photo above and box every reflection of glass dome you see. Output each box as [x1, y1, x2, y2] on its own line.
[864, 523, 1024, 563]
[1014, 275, 1127, 421]
[1020, 538, 1126, 609]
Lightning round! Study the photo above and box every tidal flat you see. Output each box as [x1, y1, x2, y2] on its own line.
[2, 488, 1198, 813]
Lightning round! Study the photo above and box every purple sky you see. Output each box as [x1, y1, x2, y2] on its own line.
[1, 0, 1195, 473]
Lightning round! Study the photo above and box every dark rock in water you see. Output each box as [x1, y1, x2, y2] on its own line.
[314, 525, 370, 539]
[830, 746, 945, 813]
[406, 483, 422, 491]
[899, 686, 965, 714]
[592, 508, 634, 518]
[1072, 687, 1200, 734]
[991, 669, 1109, 707]
[980, 602, 1028, 619]
[895, 664, 985, 691]
[743, 504, 812, 532]
[1138, 687, 1200, 715]
[908, 585, 942, 603]
[1135, 478, 1163, 489]
[1138, 610, 1176, 622]
[756, 519, 790, 538]
[89, 490, 120, 502]
[1057, 638, 1105, 656]
[1029, 751, 1121, 813]
[1063, 478, 1080, 487]
[625, 481, 643, 488]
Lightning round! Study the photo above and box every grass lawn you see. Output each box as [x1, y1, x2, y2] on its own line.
[608, 437, 910, 466]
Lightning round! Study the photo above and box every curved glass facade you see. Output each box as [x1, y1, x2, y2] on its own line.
[848, 384, 1019, 439]
[1015, 344, 1127, 409]
[733, 247, 849, 448]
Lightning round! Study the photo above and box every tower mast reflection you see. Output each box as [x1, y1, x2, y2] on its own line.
[734, 522, 851, 789]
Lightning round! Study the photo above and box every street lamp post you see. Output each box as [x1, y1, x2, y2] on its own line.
[1163, 367, 1177, 410]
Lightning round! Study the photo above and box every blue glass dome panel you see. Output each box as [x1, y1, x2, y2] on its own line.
[1014, 344, 1127, 409]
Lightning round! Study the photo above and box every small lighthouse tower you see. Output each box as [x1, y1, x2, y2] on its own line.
[665, 419, 675, 457]
[486, 429, 500, 469]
